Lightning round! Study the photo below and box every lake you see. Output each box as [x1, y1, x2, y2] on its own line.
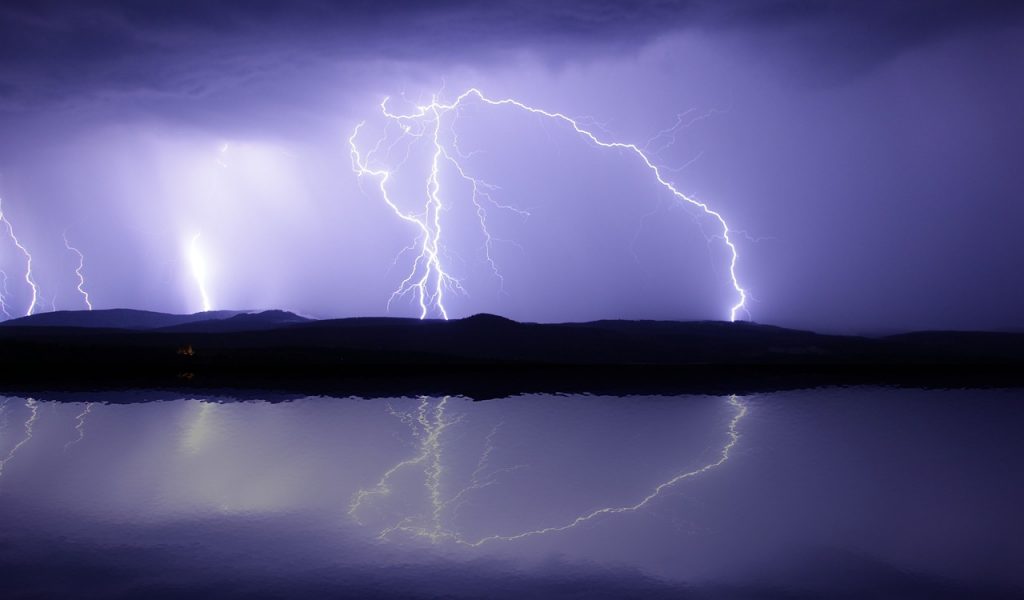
[0, 388, 1021, 598]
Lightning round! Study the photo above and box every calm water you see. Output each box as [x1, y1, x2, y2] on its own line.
[0, 388, 1021, 599]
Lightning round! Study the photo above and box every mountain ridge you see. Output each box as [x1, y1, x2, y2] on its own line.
[0, 310, 1020, 397]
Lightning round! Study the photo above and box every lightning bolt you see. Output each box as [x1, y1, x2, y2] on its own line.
[351, 110, 463, 319]
[349, 397, 461, 542]
[0, 196, 40, 316]
[0, 270, 11, 319]
[351, 89, 748, 321]
[0, 398, 39, 481]
[63, 402, 94, 452]
[63, 230, 93, 310]
[643, 107, 729, 156]
[187, 232, 213, 312]
[465, 396, 748, 546]
[350, 395, 748, 547]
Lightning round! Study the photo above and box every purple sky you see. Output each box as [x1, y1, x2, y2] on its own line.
[0, 1, 1021, 331]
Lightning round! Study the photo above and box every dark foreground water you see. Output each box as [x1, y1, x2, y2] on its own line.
[0, 388, 1021, 599]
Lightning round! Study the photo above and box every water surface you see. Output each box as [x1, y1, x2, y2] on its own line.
[0, 388, 1021, 598]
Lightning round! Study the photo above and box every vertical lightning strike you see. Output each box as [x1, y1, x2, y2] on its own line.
[352, 89, 748, 322]
[0, 197, 40, 316]
[418, 102, 453, 319]
[0, 398, 40, 480]
[63, 230, 93, 310]
[0, 270, 11, 319]
[187, 233, 213, 312]
[350, 395, 748, 547]
[350, 105, 465, 319]
[63, 402, 94, 452]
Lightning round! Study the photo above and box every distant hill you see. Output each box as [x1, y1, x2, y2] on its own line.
[0, 309, 249, 330]
[157, 310, 312, 333]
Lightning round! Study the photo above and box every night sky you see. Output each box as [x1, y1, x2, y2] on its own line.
[0, 0, 1022, 332]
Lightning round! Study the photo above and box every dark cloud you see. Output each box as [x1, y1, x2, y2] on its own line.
[0, 0, 1021, 107]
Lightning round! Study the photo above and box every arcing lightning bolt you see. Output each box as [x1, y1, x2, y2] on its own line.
[350, 395, 748, 547]
[0, 398, 39, 480]
[63, 230, 93, 310]
[351, 89, 748, 321]
[0, 196, 40, 316]
[63, 402, 94, 452]
[466, 396, 747, 546]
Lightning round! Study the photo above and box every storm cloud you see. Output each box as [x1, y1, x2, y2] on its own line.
[0, 1, 1021, 330]
[2, 0, 1021, 106]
